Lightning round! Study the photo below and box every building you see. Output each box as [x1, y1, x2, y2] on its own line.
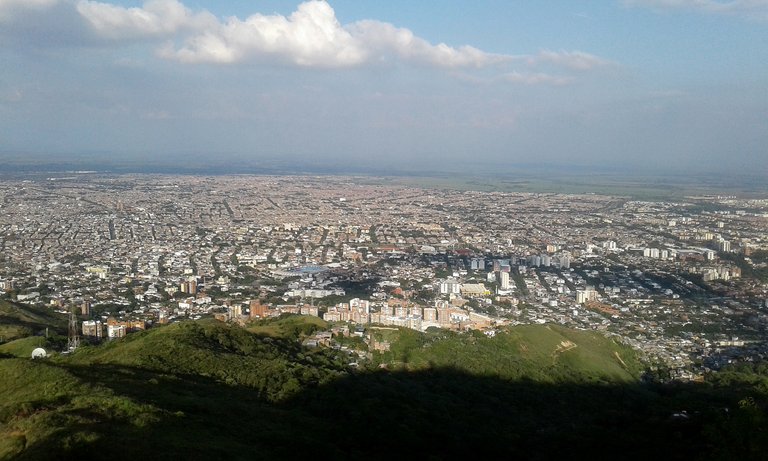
[470, 258, 485, 270]
[82, 320, 104, 340]
[107, 324, 126, 340]
[249, 299, 268, 319]
[439, 279, 461, 295]
[576, 287, 598, 304]
[499, 272, 510, 290]
[460, 283, 488, 297]
[229, 304, 244, 319]
[300, 305, 319, 317]
[80, 300, 91, 317]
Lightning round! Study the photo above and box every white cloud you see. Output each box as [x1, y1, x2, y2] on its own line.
[0, 0, 611, 76]
[76, 0, 217, 39]
[161, 1, 367, 66]
[534, 50, 613, 71]
[624, 0, 768, 21]
[160, 1, 509, 68]
[346, 20, 512, 68]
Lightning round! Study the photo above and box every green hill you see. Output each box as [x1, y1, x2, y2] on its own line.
[0, 337, 48, 358]
[68, 319, 347, 401]
[0, 317, 766, 460]
[376, 324, 643, 382]
[0, 300, 66, 343]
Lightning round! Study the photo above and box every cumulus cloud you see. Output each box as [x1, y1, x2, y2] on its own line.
[346, 20, 511, 68]
[76, 0, 217, 39]
[160, 1, 509, 68]
[160, 1, 367, 66]
[624, 0, 768, 21]
[0, 0, 611, 78]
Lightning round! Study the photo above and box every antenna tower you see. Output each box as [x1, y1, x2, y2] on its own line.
[67, 308, 80, 352]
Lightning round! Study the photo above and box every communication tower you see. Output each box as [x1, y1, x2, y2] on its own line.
[67, 308, 80, 352]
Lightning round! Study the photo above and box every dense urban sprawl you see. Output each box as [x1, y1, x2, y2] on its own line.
[1, 174, 767, 380]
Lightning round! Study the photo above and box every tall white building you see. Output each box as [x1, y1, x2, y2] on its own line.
[499, 271, 510, 290]
[439, 279, 461, 295]
[576, 287, 597, 304]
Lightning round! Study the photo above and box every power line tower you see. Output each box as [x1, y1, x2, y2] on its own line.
[67, 308, 80, 353]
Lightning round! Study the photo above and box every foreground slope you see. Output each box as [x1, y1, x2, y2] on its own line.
[0, 318, 766, 460]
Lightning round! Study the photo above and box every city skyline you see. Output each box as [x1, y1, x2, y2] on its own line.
[1, 0, 766, 174]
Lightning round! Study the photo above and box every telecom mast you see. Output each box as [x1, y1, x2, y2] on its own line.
[67, 308, 79, 352]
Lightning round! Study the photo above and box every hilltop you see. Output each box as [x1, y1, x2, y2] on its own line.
[0, 317, 766, 460]
[373, 323, 642, 383]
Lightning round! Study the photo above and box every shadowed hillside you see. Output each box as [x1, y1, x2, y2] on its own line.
[0, 301, 66, 343]
[1, 319, 766, 460]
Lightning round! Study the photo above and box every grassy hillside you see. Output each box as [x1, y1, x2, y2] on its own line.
[0, 337, 48, 358]
[246, 313, 328, 339]
[1, 317, 767, 460]
[69, 319, 347, 401]
[0, 300, 66, 343]
[375, 324, 643, 383]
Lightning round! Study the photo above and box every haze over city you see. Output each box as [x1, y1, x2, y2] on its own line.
[0, 0, 766, 174]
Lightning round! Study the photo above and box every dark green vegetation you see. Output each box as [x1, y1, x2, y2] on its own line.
[0, 300, 66, 343]
[0, 316, 767, 460]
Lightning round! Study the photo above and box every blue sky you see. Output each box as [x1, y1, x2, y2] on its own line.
[0, 0, 766, 174]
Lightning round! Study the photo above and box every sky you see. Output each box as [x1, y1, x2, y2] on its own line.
[0, 0, 766, 175]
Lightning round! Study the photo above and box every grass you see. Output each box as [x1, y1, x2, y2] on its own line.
[0, 300, 66, 343]
[0, 337, 48, 358]
[381, 323, 643, 383]
[246, 314, 327, 338]
[1, 317, 767, 460]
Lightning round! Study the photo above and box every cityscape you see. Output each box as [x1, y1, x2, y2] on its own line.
[2, 0, 767, 456]
[2, 173, 766, 380]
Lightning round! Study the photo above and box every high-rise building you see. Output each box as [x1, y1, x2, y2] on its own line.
[470, 258, 485, 270]
[82, 320, 104, 339]
[249, 300, 268, 318]
[80, 301, 91, 317]
[576, 287, 597, 304]
[499, 271, 510, 290]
